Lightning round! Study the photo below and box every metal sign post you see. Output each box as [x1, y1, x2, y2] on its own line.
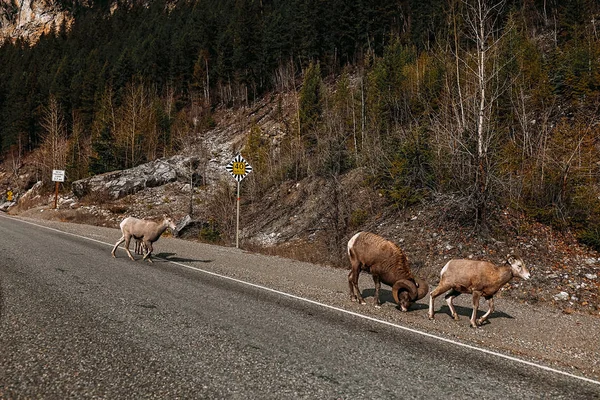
[226, 154, 253, 248]
[236, 180, 241, 248]
[51, 169, 65, 209]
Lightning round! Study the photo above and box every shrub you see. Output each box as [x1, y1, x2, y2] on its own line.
[375, 126, 434, 208]
[107, 204, 129, 214]
[524, 206, 568, 231]
[349, 209, 368, 229]
[578, 226, 600, 252]
[199, 220, 221, 242]
[80, 189, 111, 206]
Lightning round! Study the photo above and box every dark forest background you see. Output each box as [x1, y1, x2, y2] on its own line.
[1, 0, 600, 249]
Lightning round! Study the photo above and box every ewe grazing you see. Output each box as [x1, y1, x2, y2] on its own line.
[112, 216, 177, 263]
[428, 255, 530, 328]
[347, 231, 429, 311]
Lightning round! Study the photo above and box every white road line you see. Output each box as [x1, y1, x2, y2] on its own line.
[6, 214, 600, 387]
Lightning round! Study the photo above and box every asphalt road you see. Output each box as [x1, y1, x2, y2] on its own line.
[0, 214, 599, 399]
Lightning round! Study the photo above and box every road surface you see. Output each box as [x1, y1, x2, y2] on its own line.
[0, 214, 598, 398]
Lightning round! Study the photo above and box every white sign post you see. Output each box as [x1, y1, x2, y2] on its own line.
[52, 169, 65, 209]
[226, 154, 253, 248]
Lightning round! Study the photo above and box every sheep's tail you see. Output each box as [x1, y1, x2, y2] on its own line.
[347, 232, 362, 258]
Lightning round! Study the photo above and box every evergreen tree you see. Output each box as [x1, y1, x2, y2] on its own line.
[298, 61, 323, 149]
[89, 125, 119, 174]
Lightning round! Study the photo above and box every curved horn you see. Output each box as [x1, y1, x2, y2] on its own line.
[414, 277, 429, 301]
[392, 279, 418, 303]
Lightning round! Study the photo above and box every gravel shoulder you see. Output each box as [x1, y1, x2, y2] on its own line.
[8, 213, 600, 384]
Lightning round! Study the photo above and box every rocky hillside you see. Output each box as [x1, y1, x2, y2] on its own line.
[1, 93, 599, 319]
[0, 0, 70, 42]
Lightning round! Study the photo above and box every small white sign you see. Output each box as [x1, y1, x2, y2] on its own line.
[52, 169, 65, 182]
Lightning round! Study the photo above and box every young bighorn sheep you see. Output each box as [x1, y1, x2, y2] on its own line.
[428, 255, 530, 328]
[347, 232, 429, 311]
[134, 239, 146, 255]
[111, 216, 177, 263]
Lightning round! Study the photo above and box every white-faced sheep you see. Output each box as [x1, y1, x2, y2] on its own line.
[111, 216, 177, 263]
[428, 255, 530, 328]
[347, 231, 429, 311]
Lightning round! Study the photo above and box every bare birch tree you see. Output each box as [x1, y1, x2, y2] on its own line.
[435, 0, 512, 226]
[469, 0, 508, 223]
[36, 96, 68, 179]
[116, 80, 151, 168]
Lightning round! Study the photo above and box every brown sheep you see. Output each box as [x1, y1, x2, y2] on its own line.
[428, 256, 531, 328]
[347, 231, 429, 311]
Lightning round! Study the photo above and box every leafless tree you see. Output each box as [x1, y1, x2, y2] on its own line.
[7, 132, 24, 178]
[432, 0, 513, 226]
[36, 96, 68, 179]
[173, 95, 210, 217]
[116, 80, 153, 168]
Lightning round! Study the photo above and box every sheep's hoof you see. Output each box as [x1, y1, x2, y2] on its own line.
[428, 315, 435, 320]
[452, 315, 460, 321]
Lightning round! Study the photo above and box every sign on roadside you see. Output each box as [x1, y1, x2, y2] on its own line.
[225, 154, 253, 248]
[52, 169, 65, 182]
[51, 169, 65, 209]
[226, 154, 253, 182]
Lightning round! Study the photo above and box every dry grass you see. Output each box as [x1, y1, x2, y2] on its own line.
[106, 203, 130, 214]
[56, 209, 116, 227]
[79, 189, 112, 206]
[244, 238, 339, 267]
[8, 194, 46, 215]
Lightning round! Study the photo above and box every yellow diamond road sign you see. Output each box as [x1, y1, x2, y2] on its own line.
[226, 154, 253, 182]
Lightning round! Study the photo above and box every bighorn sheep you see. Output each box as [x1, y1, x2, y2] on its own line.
[111, 216, 177, 263]
[347, 232, 429, 311]
[134, 239, 146, 255]
[428, 255, 530, 328]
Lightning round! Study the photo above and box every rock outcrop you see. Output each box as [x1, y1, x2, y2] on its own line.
[0, 200, 15, 211]
[0, 0, 71, 42]
[72, 155, 202, 200]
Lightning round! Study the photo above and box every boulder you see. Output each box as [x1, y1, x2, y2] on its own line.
[174, 215, 214, 239]
[0, 201, 15, 212]
[175, 214, 193, 234]
[72, 155, 202, 200]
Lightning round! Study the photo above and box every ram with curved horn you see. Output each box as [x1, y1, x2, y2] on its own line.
[347, 231, 429, 311]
